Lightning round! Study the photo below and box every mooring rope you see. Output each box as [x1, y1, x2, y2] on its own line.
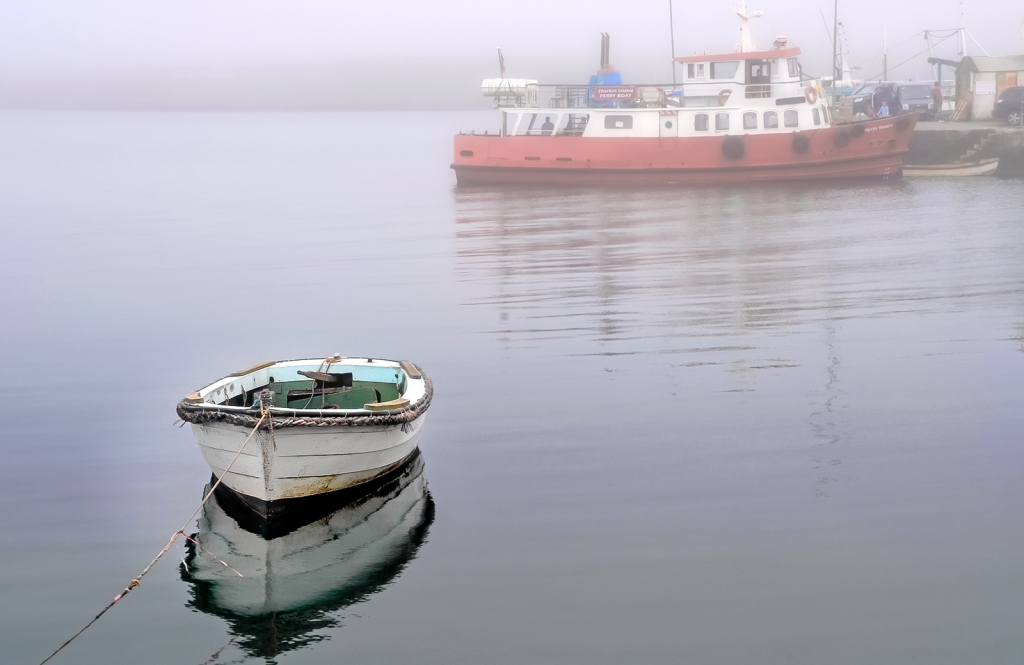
[299, 357, 330, 410]
[198, 636, 238, 665]
[37, 405, 271, 665]
[176, 371, 433, 430]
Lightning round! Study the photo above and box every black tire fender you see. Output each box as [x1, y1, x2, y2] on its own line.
[833, 130, 851, 147]
[722, 136, 745, 159]
[850, 124, 866, 138]
[896, 117, 911, 132]
[792, 133, 810, 154]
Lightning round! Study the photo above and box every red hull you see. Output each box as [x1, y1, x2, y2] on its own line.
[452, 115, 918, 186]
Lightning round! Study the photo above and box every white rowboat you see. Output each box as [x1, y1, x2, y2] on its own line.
[903, 158, 999, 177]
[177, 356, 432, 521]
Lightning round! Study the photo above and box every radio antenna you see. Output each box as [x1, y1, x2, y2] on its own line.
[669, 0, 677, 86]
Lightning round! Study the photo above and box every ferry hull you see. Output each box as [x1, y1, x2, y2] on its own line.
[453, 116, 917, 186]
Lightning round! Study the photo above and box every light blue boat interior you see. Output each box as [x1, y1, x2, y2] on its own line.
[215, 362, 407, 410]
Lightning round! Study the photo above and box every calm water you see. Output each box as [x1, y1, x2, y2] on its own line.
[1, 111, 1023, 664]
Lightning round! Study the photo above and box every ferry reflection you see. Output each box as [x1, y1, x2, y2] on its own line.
[180, 451, 433, 661]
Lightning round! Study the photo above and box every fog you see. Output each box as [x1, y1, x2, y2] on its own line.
[0, 0, 1020, 110]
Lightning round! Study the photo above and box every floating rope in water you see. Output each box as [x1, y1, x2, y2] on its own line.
[37, 405, 271, 665]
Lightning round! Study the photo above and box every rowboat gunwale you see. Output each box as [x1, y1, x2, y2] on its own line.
[903, 158, 999, 177]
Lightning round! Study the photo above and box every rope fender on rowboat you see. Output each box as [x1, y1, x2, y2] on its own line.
[176, 368, 433, 429]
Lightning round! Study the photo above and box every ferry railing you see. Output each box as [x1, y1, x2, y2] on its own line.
[493, 81, 822, 110]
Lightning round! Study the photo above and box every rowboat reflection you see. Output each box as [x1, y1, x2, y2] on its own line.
[180, 450, 433, 661]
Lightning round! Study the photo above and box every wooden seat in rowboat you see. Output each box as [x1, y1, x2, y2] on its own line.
[287, 387, 351, 399]
[286, 385, 379, 409]
[297, 370, 353, 387]
[365, 397, 411, 411]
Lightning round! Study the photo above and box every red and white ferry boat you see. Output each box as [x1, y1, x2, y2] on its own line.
[452, 5, 918, 186]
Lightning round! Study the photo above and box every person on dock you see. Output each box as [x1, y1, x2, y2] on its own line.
[931, 82, 944, 117]
[541, 116, 555, 134]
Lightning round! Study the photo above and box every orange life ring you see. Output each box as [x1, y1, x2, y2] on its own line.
[717, 89, 732, 106]
[804, 85, 818, 104]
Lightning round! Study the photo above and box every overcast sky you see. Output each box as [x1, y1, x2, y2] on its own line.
[0, 1, 1020, 109]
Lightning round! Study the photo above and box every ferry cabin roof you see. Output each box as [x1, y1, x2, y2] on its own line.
[676, 46, 806, 99]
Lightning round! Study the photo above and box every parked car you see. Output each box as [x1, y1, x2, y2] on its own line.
[850, 83, 896, 116]
[894, 83, 937, 117]
[992, 86, 1024, 125]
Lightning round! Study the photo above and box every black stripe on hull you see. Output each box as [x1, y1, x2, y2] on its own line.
[211, 448, 424, 539]
[450, 151, 908, 187]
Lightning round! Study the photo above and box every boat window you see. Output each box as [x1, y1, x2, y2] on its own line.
[715, 113, 730, 130]
[901, 85, 932, 98]
[764, 110, 779, 128]
[604, 115, 633, 129]
[504, 112, 518, 137]
[784, 109, 799, 127]
[694, 113, 709, 131]
[822, 105, 830, 124]
[787, 58, 799, 78]
[812, 108, 821, 125]
[743, 112, 757, 129]
[537, 114, 557, 135]
[515, 113, 540, 136]
[711, 61, 739, 80]
[688, 63, 705, 79]
[556, 113, 590, 136]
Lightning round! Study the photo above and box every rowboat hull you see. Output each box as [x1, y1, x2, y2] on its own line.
[903, 158, 999, 177]
[192, 416, 425, 514]
[177, 357, 432, 521]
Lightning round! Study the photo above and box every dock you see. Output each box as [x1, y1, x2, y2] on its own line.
[909, 121, 1024, 176]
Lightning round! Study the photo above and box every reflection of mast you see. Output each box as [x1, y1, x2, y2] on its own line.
[811, 322, 843, 498]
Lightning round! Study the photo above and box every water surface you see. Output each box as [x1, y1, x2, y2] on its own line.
[1, 111, 1022, 664]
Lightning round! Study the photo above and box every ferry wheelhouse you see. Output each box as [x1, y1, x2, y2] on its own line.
[452, 8, 918, 186]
